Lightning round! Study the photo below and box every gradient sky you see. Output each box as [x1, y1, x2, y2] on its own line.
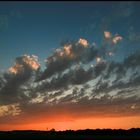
[0, 1, 140, 131]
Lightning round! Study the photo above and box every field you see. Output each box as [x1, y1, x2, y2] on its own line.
[0, 128, 140, 140]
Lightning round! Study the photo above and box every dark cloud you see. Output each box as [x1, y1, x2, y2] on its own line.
[0, 95, 140, 125]
[93, 82, 109, 94]
[93, 61, 107, 78]
[0, 55, 40, 105]
[0, 33, 140, 122]
[1, 51, 140, 107]
[124, 52, 140, 67]
[92, 51, 140, 94]
[37, 40, 98, 81]
[71, 67, 93, 85]
[35, 67, 94, 94]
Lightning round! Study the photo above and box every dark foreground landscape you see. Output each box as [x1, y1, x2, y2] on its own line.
[0, 128, 140, 140]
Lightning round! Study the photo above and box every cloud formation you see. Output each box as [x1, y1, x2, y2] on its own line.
[0, 103, 21, 117]
[37, 39, 98, 81]
[0, 55, 40, 105]
[0, 31, 140, 123]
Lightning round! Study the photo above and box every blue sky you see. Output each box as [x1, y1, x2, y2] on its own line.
[0, 1, 140, 70]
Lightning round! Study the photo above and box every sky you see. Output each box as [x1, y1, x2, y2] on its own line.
[0, 1, 140, 131]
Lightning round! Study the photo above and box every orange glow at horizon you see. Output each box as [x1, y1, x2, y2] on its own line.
[1, 116, 140, 131]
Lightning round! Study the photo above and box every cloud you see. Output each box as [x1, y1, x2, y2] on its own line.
[104, 31, 111, 39]
[93, 61, 107, 78]
[37, 39, 98, 81]
[0, 103, 21, 117]
[112, 35, 122, 44]
[0, 95, 140, 125]
[92, 51, 140, 94]
[35, 67, 94, 93]
[77, 38, 88, 47]
[37, 33, 122, 82]
[71, 67, 93, 85]
[0, 54, 40, 105]
[9, 54, 40, 74]
[22, 51, 140, 108]
[0, 32, 140, 124]
[103, 31, 122, 45]
[123, 52, 140, 68]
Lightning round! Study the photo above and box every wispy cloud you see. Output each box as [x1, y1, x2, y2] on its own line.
[0, 31, 140, 123]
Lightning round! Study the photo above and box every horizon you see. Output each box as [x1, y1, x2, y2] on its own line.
[1, 127, 140, 131]
[0, 1, 140, 131]
[1, 128, 140, 140]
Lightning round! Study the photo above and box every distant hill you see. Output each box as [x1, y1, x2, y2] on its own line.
[0, 128, 140, 140]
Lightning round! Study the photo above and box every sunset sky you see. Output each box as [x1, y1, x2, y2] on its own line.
[0, 1, 140, 131]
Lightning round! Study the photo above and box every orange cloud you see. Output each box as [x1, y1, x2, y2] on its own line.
[112, 35, 122, 44]
[9, 54, 40, 74]
[77, 38, 88, 47]
[63, 44, 72, 56]
[0, 103, 21, 117]
[22, 54, 40, 70]
[104, 31, 111, 39]
[9, 64, 24, 74]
